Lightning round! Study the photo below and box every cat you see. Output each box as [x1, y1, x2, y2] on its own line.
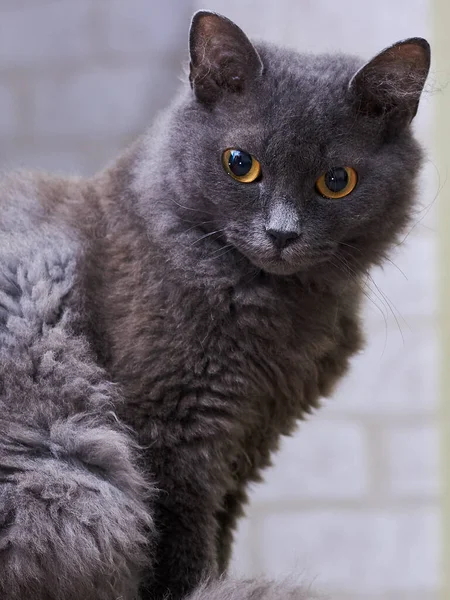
[0, 9, 430, 600]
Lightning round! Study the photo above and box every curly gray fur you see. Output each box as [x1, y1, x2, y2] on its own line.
[0, 227, 153, 600]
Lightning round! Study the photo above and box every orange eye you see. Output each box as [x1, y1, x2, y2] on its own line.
[222, 149, 261, 183]
[316, 167, 358, 199]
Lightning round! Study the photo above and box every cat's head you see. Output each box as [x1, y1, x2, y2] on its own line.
[139, 11, 430, 278]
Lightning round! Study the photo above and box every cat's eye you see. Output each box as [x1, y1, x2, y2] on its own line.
[315, 167, 358, 199]
[222, 149, 261, 183]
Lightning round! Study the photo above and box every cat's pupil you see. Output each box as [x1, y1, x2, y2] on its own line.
[325, 168, 348, 192]
[228, 151, 252, 177]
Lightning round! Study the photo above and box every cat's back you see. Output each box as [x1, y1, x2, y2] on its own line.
[0, 169, 87, 291]
[0, 169, 86, 234]
[0, 169, 89, 344]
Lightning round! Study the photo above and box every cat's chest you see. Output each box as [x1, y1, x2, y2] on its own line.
[110, 274, 361, 444]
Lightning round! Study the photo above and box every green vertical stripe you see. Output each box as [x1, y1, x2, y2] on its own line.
[434, 0, 450, 597]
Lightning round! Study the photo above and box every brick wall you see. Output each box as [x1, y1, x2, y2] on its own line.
[0, 0, 191, 173]
[0, 1, 441, 599]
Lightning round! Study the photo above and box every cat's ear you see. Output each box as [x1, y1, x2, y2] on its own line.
[189, 11, 263, 105]
[349, 38, 430, 131]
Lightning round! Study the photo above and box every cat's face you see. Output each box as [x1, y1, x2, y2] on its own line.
[150, 12, 430, 278]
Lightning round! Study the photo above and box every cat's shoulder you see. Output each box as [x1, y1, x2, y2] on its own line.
[0, 169, 85, 234]
[0, 168, 84, 270]
[0, 170, 86, 323]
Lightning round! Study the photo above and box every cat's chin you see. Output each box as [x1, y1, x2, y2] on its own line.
[238, 253, 310, 276]
[256, 261, 304, 276]
[236, 247, 333, 276]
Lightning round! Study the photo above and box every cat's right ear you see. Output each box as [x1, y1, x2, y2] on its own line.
[189, 11, 263, 106]
[348, 38, 430, 133]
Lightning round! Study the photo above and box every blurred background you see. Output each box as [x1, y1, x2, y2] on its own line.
[0, 1, 447, 599]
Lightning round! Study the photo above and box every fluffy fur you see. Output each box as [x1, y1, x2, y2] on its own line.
[0, 218, 153, 599]
[0, 11, 430, 600]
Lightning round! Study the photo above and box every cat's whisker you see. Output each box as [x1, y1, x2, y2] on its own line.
[339, 241, 363, 255]
[182, 220, 217, 233]
[330, 253, 359, 280]
[335, 247, 407, 341]
[397, 159, 445, 244]
[380, 255, 409, 280]
[340, 240, 408, 281]
[170, 197, 215, 216]
[364, 271, 409, 341]
[243, 266, 263, 285]
[177, 218, 215, 228]
[331, 254, 389, 350]
[209, 244, 235, 260]
[190, 229, 226, 246]
[358, 264, 406, 343]
[359, 276, 390, 356]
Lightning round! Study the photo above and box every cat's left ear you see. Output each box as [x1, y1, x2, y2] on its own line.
[349, 38, 430, 131]
[189, 11, 263, 105]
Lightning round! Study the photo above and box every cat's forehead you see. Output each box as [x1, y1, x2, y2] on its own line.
[256, 43, 362, 87]
[221, 48, 368, 162]
[257, 44, 361, 79]
[256, 45, 362, 119]
[218, 46, 364, 140]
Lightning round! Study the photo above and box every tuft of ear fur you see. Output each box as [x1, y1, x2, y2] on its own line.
[349, 37, 430, 131]
[189, 11, 263, 105]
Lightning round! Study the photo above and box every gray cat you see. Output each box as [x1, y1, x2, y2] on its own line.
[0, 10, 430, 600]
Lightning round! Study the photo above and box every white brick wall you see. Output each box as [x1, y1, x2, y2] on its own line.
[0, 1, 441, 599]
[250, 421, 369, 503]
[0, 83, 19, 135]
[0, 1, 93, 68]
[257, 508, 439, 593]
[0, 0, 190, 175]
[103, 0, 192, 58]
[330, 317, 437, 415]
[33, 67, 153, 136]
[382, 425, 439, 498]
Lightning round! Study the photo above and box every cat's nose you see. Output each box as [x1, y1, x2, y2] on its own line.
[266, 228, 300, 249]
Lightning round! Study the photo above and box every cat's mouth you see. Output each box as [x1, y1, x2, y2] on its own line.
[226, 234, 336, 275]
